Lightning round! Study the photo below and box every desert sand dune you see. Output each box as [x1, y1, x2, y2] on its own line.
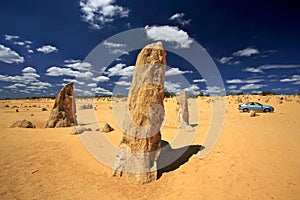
[0, 95, 299, 199]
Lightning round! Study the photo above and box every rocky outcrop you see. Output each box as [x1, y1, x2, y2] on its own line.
[10, 120, 36, 128]
[44, 83, 77, 128]
[113, 42, 166, 184]
[176, 91, 189, 128]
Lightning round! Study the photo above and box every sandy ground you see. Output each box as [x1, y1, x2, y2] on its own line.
[0, 95, 299, 199]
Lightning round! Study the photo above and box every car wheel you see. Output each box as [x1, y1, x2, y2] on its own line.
[264, 108, 271, 112]
[243, 108, 249, 112]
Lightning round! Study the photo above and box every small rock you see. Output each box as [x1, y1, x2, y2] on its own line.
[10, 120, 36, 128]
[16, 109, 19, 112]
[71, 126, 92, 135]
[250, 110, 256, 117]
[102, 123, 114, 133]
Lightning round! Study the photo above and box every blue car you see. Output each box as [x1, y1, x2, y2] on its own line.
[238, 102, 274, 112]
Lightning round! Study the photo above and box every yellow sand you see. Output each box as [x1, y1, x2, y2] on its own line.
[0, 95, 299, 199]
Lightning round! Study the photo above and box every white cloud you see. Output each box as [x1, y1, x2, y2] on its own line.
[259, 64, 300, 70]
[164, 81, 181, 94]
[193, 79, 206, 83]
[0, 67, 40, 84]
[63, 79, 85, 85]
[36, 45, 58, 54]
[64, 59, 82, 63]
[28, 49, 34, 53]
[145, 25, 193, 48]
[165, 67, 193, 76]
[218, 56, 233, 64]
[0, 44, 24, 64]
[184, 84, 200, 95]
[13, 41, 25, 46]
[92, 75, 110, 82]
[115, 80, 131, 86]
[280, 75, 300, 84]
[205, 86, 225, 95]
[243, 67, 263, 73]
[65, 61, 92, 71]
[233, 47, 259, 57]
[227, 85, 237, 89]
[4, 34, 19, 41]
[79, 0, 130, 29]
[5, 83, 26, 89]
[226, 79, 263, 84]
[240, 84, 266, 90]
[22, 67, 36, 73]
[46, 66, 93, 78]
[103, 40, 128, 55]
[87, 83, 97, 87]
[91, 87, 113, 95]
[103, 40, 126, 48]
[106, 63, 134, 77]
[169, 12, 191, 26]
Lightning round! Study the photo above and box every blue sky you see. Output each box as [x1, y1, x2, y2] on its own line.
[0, 0, 299, 98]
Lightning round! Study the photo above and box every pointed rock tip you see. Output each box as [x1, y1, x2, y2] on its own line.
[144, 41, 164, 50]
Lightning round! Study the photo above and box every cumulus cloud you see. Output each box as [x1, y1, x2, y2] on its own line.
[243, 67, 264, 73]
[164, 81, 181, 94]
[91, 87, 113, 95]
[92, 75, 110, 82]
[169, 12, 191, 26]
[64, 61, 92, 71]
[240, 84, 266, 90]
[205, 86, 225, 95]
[36, 45, 58, 54]
[145, 25, 193, 48]
[227, 85, 237, 90]
[115, 80, 131, 86]
[46, 66, 93, 78]
[226, 79, 263, 84]
[79, 0, 130, 29]
[218, 56, 233, 64]
[106, 63, 134, 77]
[0, 66, 52, 92]
[280, 75, 300, 84]
[103, 40, 128, 55]
[4, 34, 19, 41]
[0, 44, 24, 64]
[87, 83, 97, 87]
[233, 47, 260, 57]
[193, 79, 206, 83]
[184, 84, 200, 95]
[166, 67, 193, 76]
[259, 64, 300, 70]
[63, 79, 85, 85]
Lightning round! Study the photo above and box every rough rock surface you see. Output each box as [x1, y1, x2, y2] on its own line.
[44, 83, 77, 128]
[113, 42, 166, 184]
[102, 123, 114, 133]
[176, 91, 189, 128]
[10, 120, 36, 128]
[71, 125, 92, 135]
[250, 110, 256, 117]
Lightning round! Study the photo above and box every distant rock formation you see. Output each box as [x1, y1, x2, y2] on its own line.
[44, 83, 77, 128]
[176, 91, 189, 128]
[113, 42, 166, 184]
[10, 120, 36, 128]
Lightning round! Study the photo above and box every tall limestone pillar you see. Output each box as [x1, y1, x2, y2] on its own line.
[44, 82, 77, 128]
[176, 91, 189, 128]
[113, 42, 166, 184]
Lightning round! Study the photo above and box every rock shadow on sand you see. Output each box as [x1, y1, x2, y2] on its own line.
[157, 140, 204, 179]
